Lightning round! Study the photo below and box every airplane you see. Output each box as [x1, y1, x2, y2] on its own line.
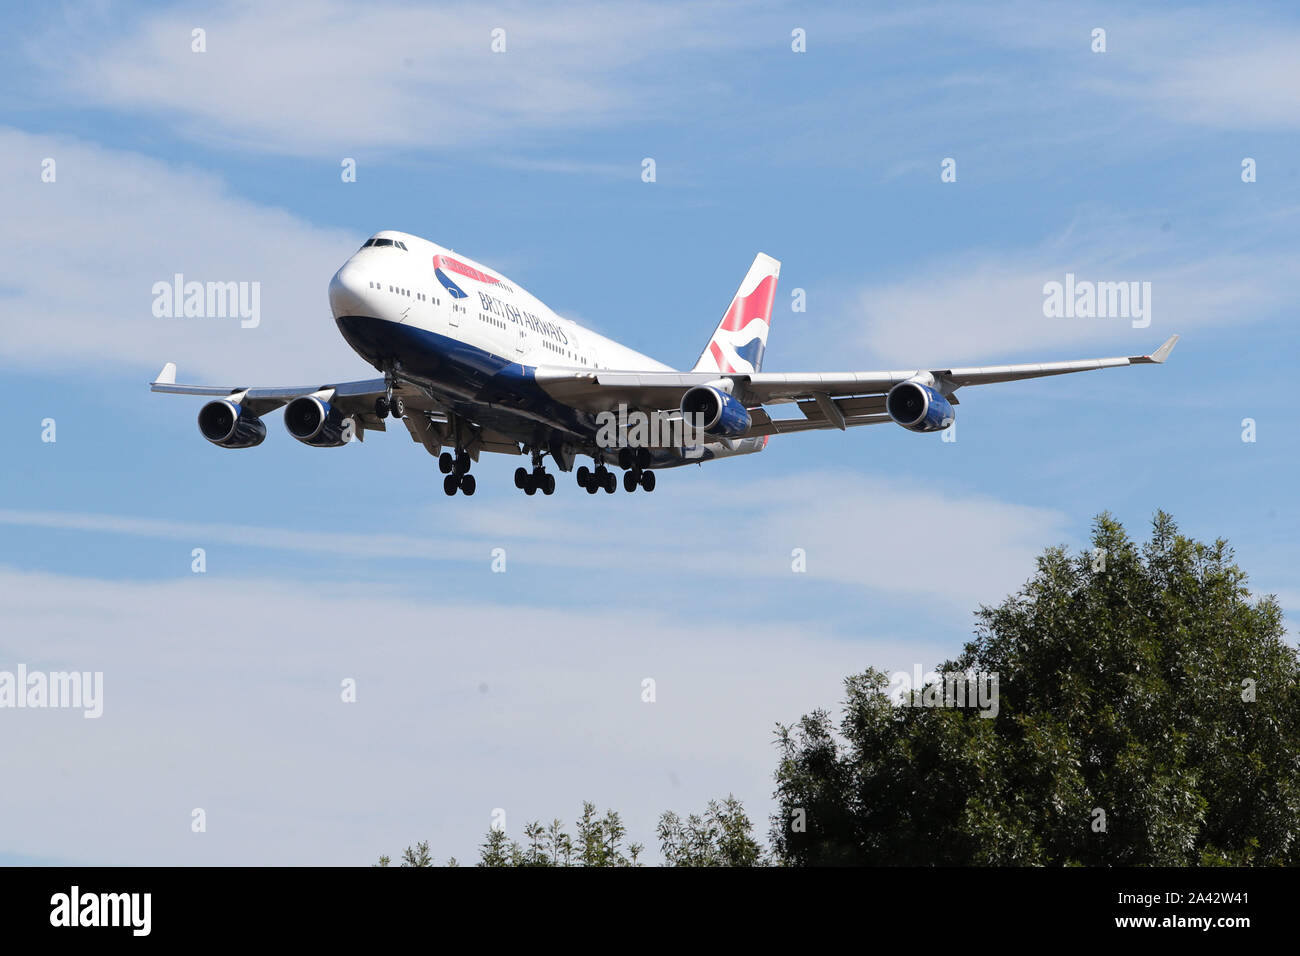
[151, 230, 1179, 497]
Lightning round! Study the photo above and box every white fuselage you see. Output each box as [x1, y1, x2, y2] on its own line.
[328, 230, 673, 376]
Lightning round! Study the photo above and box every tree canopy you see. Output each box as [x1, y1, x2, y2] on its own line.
[772, 512, 1300, 865]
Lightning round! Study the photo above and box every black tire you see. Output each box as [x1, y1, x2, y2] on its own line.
[391, 397, 405, 419]
[585, 476, 599, 494]
[454, 455, 469, 476]
[623, 470, 638, 493]
[460, 474, 476, 496]
[576, 465, 590, 485]
[640, 470, 656, 492]
[635, 447, 652, 469]
[543, 473, 556, 495]
[439, 452, 454, 474]
[604, 472, 616, 494]
[443, 474, 458, 496]
[617, 447, 633, 469]
[375, 397, 390, 419]
[514, 467, 528, 489]
[524, 478, 537, 496]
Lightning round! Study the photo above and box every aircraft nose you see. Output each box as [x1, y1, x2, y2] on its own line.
[328, 260, 372, 318]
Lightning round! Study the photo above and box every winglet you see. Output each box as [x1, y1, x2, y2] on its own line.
[1131, 335, 1179, 365]
[154, 362, 177, 385]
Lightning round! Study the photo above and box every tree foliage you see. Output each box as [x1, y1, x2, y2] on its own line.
[658, 795, 765, 866]
[772, 512, 1300, 865]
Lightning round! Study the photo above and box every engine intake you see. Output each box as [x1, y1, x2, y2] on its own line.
[198, 399, 266, 448]
[284, 396, 349, 447]
[680, 385, 751, 438]
[886, 381, 955, 433]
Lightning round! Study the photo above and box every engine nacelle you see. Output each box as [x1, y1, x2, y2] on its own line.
[886, 381, 955, 433]
[197, 399, 266, 449]
[680, 385, 752, 438]
[284, 396, 349, 447]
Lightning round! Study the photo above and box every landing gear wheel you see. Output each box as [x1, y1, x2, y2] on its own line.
[603, 471, 616, 494]
[439, 452, 454, 474]
[454, 455, 470, 476]
[524, 477, 537, 496]
[623, 471, 638, 493]
[390, 397, 405, 419]
[617, 448, 633, 470]
[443, 474, 458, 496]
[375, 397, 390, 419]
[585, 476, 600, 494]
[460, 474, 476, 496]
[543, 473, 556, 496]
[576, 466, 590, 487]
[514, 467, 528, 489]
[640, 470, 656, 492]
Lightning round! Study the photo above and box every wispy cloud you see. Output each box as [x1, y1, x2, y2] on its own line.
[0, 468, 1071, 614]
[32, 0, 768, 157]
[800, 209, 1300, 368]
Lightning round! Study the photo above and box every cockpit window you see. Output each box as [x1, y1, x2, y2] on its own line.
[372, 238, 395, 247]
[395, 241, 408, 250]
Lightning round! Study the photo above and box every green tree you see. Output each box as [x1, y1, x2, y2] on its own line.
[373, 840, 457, 867]
[476, 803, 643, 867]
[772, 512, 1300, 865]
[658, 795, 765, 866]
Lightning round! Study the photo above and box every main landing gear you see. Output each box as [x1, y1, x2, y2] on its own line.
[577, 460, 654, 493]
[374, 393, 404, 420]
[608, 447, 656, 493]
[576, 464, 616, 495]
[438, 449, 475, 496]
[515, 448, 556, 496]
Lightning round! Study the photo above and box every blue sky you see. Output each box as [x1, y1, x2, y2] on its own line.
[1, 0, 1298, 864]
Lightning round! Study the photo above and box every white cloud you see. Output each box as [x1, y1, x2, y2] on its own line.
[804, 214, 1299, 368]
[0, 127, 369, 382]
[0, 565, 877, 864]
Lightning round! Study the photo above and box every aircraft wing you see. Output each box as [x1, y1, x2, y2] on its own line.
[534, 336, 1179, 437]
[149, 362, 531, 456]
[149, 362, 423, 432]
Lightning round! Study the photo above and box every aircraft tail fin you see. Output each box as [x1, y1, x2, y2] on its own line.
[692, 253, 780, 374]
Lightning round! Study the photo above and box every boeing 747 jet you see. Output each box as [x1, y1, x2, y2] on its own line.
[152, 231, 1178, 496]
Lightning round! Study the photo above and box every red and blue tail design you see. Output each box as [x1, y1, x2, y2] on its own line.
[692, 253, 780, 374]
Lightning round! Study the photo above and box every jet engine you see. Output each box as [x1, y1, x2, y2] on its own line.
[284, 396, 350, 447]
[680, 385, 752, 438]
[197, 399, 266, 449]
[885, 381, 955, 433]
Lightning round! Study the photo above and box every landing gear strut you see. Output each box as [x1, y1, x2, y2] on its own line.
[441, 449, 475, 496]
[517, 448, 556, 496]
[376, 376, 405, 420]
[577, 462, 617, 494]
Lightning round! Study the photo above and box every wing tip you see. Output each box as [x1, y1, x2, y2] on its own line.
[153, 362, 177, 386]
[1132, 335, 1179, 364]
